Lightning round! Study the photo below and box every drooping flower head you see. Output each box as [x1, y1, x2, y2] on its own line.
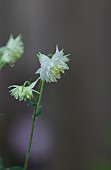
[9, 80, 39, 101]
[36, 46, 70, 83]
[0, 34, 24, 69]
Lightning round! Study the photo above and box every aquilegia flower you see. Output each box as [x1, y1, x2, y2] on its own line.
[36, 46, 70, 83]
[9, 80, 39, 101]
[0, 34, 24, 69]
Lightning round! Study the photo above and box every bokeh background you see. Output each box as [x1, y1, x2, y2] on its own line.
[0, 0, 111, 170]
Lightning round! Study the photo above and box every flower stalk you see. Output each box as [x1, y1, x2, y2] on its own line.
[23, 80, 44, 170]
[8, 45, 70, 170]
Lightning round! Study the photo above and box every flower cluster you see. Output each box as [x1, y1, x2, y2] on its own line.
[9, 80, 39, 101]
[36, 46, 70, 83]
[9, 45, 70, 101]
[0, 34, 24, 69]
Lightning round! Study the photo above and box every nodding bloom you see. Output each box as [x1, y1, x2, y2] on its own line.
[0, 34, 24, 69]
[9, 80, 39, 101]
[36, 46, 70, 83]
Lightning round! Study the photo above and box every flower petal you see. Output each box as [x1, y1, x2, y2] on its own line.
[37, 53, 50, 64]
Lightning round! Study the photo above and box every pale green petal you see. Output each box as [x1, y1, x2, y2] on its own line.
[37, 53, 50, 64]
[29, 81, 37, 89]
[55, 45, 59, 53]
[52, 49, 64, 61]
[29, 78, 40, 88]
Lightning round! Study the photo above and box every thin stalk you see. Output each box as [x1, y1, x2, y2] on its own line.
[24, 80, 44, 170]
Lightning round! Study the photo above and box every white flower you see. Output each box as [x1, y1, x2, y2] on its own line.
[0, 34, 24, 69]
[36, 46, 70, 83]
[9, 80, 39, 101]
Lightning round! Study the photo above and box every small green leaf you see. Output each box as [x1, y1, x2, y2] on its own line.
[0, 157, 4, 169]
[6, 167, 23, 170]
[26, 99, 36, 107]
[36, 105, 42, 118]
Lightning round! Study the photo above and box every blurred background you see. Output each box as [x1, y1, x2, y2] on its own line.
[0, 0, 111, 170]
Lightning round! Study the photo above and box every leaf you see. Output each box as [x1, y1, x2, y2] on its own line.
[36, 105, 42, 118]
[0, 157, 4, 169]
[5, 167, 23, 170]
[26, 99, 36, 107]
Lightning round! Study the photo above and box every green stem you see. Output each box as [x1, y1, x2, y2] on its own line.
[24, 80, 44, 170]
